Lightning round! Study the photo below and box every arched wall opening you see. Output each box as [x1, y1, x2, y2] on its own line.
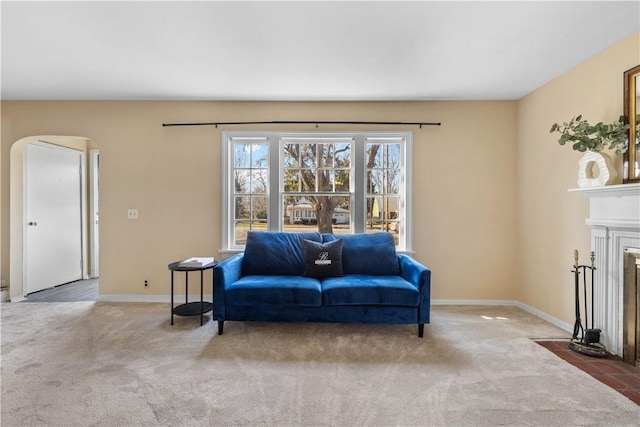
[10, 135, 99, 300]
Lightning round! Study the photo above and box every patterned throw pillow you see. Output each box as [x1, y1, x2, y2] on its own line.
[302, 239, 344, 278]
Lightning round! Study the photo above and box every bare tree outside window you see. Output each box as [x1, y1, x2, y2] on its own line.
[282, 141, 351, 234]
[233, 142, 268, 244]
[366, 142, 401, 233]
[223, 132, 411, 251]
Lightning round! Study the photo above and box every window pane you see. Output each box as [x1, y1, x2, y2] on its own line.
[283, 195, 350, 232]
[367, 170, 384, 194]
[231, 141, 270, 234]
[300, 169, 316, 191]
[250, 170, 268, 193]
[386, 196, 400, 219]
[234, 170, 250, 193]
[301, 144, 316, 168]
[234, 196, 250, 219]
[233, 222, 249, 245]
[335, 143, 350, 167]
[386, 171, 400, 194]
[251, 144, 268, 168]
[251, 196, 268, 219]
[317, 143, 333, 168]
[385, 144, 400, 168]
[367, 144, 383, 168]
[284, 169, 300, 192]
[335, 168, 350, 192]
[366, 143, 401, 168]
[234, 196, 269, 220]
[234, 144, 251, 168]
[317, 169, 334, 191]
[283, 145, 298, 168]
[367, 196, 381, 219]
[366, 220, 383, 232]
[367, 196, 400, 219]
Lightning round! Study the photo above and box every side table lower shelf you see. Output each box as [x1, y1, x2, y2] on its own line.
[173, 301, 213, 317]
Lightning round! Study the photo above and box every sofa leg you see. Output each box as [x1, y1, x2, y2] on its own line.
[418, 324, 424, 338]
[218, 320, 224, 335]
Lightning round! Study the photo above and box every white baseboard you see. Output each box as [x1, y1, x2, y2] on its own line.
[6, 291, 574, 334]
[432, 299, 518, 306]
[93, 296, 573, 334]
[105, 297, 521, 306]
[515, 301, 573, 333]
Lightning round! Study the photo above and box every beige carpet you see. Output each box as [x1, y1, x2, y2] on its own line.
[1, 302, 639, 426]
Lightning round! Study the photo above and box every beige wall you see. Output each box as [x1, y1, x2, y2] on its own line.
[1, 101, 518, 300]
[517, 31, 640, 325]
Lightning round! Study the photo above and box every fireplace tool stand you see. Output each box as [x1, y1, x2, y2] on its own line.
[569, 250, 607, 357]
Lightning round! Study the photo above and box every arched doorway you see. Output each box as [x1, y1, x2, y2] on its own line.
[9, 136, 99, 300]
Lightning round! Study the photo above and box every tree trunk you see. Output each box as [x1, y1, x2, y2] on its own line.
[315, 196, 334, 234]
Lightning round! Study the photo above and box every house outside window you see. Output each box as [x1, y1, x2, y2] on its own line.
[221, 132, 412, 253]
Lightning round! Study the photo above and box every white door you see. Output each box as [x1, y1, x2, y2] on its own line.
[25, 142, 83, 294]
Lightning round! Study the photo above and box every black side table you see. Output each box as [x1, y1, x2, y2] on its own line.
[168, 260, 217, 326]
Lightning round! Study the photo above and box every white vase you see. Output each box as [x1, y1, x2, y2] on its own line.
[577, 151, 617, 188]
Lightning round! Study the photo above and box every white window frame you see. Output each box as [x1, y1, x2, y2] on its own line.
[221, 131, 413, 255]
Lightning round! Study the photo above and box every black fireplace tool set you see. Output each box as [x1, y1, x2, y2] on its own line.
[569, 250, 607, 357]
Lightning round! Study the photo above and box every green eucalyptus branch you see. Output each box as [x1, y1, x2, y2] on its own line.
[549, 115, 630, 156]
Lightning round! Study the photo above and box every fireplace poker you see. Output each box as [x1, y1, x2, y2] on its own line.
[569, 250, 606, 357]
[572, 250, 583, 342]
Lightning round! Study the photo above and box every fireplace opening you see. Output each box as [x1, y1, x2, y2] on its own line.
[623, 248, 640, 366]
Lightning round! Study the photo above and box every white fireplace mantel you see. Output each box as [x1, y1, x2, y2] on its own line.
[570, 183, 640, 356]
[569, 183, 640, 229]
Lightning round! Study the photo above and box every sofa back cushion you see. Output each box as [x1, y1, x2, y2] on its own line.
[243, 231, 322, 276]
[324, 232, 399, 275]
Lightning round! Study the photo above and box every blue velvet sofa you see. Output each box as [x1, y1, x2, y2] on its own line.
[213, 231, 431, 336]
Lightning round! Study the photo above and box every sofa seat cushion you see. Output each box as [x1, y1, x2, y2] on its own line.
[226, 275, 322, 306]
[321, 275, 420, 306]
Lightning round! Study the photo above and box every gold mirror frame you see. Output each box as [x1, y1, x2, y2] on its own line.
[624, 64, 640, 183]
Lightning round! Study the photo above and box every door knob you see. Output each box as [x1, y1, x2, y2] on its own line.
[28, 222, 37, 226]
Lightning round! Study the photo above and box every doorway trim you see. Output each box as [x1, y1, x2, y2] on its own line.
[89, 149, 100, 278]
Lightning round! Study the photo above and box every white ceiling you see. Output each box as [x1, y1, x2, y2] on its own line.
[2, 1, 639, 101]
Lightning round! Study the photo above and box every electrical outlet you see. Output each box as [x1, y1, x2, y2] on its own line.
[127, 209, 138, 219]
[144, 280, 149, 288]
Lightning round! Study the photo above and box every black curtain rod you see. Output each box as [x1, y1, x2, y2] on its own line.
[162, 120, 441, 128]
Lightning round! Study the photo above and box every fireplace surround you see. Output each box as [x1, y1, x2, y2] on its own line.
[571, 183, 640, 363]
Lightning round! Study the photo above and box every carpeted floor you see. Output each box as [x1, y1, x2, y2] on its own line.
[2, 302, 640, 426]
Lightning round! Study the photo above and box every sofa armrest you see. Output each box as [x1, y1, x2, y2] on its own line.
[398, 254, 431, 324]
[213, 253, 244, 320]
